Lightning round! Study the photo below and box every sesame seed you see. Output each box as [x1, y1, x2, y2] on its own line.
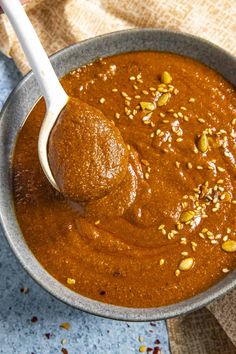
[181, 251, 189, 256]
[129, 76, 135, 81]
[175, 269, 181, 276]
[212, 207, 219, 212]
[175, 161, 180, 168]
[145, 172, 150, 180]
[197, 118, 205, 124]
[176, 138, 183, 142]
[208, 235, 214, 240]
[125, 108, 131, 115]
[159, 259, 165, 266]
[94, 220, 100, 225]
[222, 268, 230, 273]
[207, 165, 214, 170]
[99, 97, 105, 104]
[112, 88, 118, 92]
[191, 241, 197, 251]
[217, 166, 225, 172]
[187, 162, 193, 169]
[211, 240, 218, 244]
[189, 97, 195, 103]
[216, 179, 224, 184]
[115, 112, 120, 119]
[202, 228, 208, 233]
[176, 223, 183, 231]
[158, 224, 165, 230]
[143, 120, 151, 125]
[135, 95, 141, 99]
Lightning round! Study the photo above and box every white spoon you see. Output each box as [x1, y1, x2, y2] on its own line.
[0, 0, 68, 190]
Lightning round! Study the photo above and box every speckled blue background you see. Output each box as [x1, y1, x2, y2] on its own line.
[0, 52, 170, 354]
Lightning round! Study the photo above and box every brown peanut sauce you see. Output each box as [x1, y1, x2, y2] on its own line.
[13, 52, 236, 308]
[48, 98, 129, 201]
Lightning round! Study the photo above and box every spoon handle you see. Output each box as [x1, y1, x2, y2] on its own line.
[0, 0, 68, 110]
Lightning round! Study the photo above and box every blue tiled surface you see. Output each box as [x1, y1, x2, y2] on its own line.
[0, 52, 170, 354]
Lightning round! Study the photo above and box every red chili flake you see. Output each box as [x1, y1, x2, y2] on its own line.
[149, 330, 154, 333]
[154, 339, 160, 345]
[153, 347, 161, 354]
[113, 271, 121, 277]
[31, 316, 38, 323]
[147, 348, 153, 352]
[20, 287, 29, 294]
[99, 290, 106, 295]
[150, 322, 156, 326]
[61, 349, 68, 354]
[44, 333, 52, 339]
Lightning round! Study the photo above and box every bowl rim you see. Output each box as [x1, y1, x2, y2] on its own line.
[0, 28, 236, 322]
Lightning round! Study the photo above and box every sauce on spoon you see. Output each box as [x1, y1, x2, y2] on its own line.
[48, 97, 128, 201]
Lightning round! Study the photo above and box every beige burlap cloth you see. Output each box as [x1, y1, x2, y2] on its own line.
[0, 1, 235, 353]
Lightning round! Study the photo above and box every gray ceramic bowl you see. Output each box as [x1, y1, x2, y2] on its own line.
[0, 29, 235, 321]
